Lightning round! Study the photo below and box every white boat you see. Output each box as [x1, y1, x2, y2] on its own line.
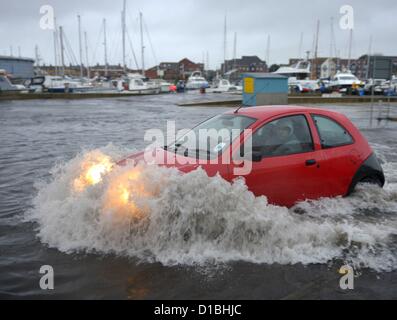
[27, 75, 124, 94]
[159, 82, 172, 93]
[329, 71, 362, 92]
[273, 60, 318, 92]
[125, 73, 160, 94]
[0, 69, 28, 93]
[364, 79, 387, 95]
[209, 78, 242, 93]
[28, 75, 94, 93]
[390, 76, 397, 92]
[186, 71, 209, 90]
[150, 79, 172, 93]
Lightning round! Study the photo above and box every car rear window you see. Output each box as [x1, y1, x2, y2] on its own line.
[312, 115, 354, 148]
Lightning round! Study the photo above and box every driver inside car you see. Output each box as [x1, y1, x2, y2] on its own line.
[252, 119, 302, 157]
[272, 121, 301, 155]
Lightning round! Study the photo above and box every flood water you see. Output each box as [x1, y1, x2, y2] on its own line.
[0, 93, 396, 299]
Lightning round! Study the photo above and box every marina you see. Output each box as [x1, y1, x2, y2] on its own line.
[1, 0, 397, 304]
[1, 94, 397, 299]
[1, 2, 396, 103]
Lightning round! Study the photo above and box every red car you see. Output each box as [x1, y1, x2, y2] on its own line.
[119, 106, 384, 207]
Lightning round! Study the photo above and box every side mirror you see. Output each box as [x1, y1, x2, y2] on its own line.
[239, 145, 263, 162]
[241, 150, 263, 162]
[251, 151, 263, 162]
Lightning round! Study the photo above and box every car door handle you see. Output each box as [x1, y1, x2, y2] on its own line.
[305, 159, 317, 166]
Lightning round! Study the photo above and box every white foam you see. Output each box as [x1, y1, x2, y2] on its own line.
[27, 144, 397, 272]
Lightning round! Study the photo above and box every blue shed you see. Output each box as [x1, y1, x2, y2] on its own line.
[242, 73, 288, 106]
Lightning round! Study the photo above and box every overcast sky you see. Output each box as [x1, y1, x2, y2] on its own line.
[0, 0, 396, 69]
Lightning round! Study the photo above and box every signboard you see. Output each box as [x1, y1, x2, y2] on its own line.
[244, 77, 254, 94]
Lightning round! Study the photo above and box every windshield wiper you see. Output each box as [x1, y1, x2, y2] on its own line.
[184, 148, 212, 159]
[167, 143, 183, 153]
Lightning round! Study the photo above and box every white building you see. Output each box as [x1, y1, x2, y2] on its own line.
[320, 58, 337, 79]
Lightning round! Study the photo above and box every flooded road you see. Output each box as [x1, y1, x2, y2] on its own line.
[0, 93, 396, 299]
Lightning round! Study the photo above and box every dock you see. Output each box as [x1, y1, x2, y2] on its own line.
[1, 92, 396, 106]
[177, 95, 397, 107]
[0, 92, 156, 101]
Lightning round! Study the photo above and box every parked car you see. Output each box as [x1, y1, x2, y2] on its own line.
[364, 79, 387, 95]
[118, 106, 385, 207]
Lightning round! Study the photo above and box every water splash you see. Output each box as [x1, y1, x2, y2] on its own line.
[27, 144, 397, 272]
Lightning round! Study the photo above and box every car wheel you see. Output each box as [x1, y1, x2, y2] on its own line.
[357, 176, 383, 188]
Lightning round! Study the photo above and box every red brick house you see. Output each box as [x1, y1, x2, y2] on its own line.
[178, 58, 204, 79]
[145, 58, 204, 81]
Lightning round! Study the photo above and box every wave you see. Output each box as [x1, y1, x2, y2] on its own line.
[27, 144, 397, 272]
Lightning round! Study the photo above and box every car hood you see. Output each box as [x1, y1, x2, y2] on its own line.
[117, 148, 201, 173]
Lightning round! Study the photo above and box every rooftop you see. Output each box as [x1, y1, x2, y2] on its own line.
[0, 55, 35, 63]
[227, 105, 343, 120]
[243, 73, 287, 78]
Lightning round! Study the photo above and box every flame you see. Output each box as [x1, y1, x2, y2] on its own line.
[120, 188, 130, 204]
[103, 167, 151, 219]
[74, 154, 114, 191]
[72, 151, 154, 220]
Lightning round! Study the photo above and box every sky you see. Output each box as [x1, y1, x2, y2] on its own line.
[0, 0, 396, 70]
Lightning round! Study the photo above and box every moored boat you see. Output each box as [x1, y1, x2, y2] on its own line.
[186, 71, 209, 90]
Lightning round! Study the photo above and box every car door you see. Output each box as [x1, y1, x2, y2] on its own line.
[231, 113, 327, 207]
[310, 114, 359, 197]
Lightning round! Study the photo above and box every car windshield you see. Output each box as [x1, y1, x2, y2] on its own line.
[168, 114, 257, 159]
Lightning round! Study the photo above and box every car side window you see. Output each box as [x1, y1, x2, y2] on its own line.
[251, 115, 314, 157]
[312, 115, 353, 149]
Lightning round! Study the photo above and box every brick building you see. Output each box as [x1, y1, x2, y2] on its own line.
[221, 55, 268, 74]
[355, 55, 397, 80]
[145, 58, 204, 81]
[288, 55, 397, 80]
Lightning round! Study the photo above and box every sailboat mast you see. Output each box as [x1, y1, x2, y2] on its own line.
[53, 17, 58, 76]
[366, 35, 373, 80]
[77, 15, 83, 79]
[34, 45, 39, 67]
[140, 12, 145, 76]
[311, 19, 320, 80]
[347, 28, 353, 70]
[59, 26, 65, 76]
[84, 31, 90, 78]
[329, 18, 333, 58]
[233, 32, 237, 70]
[223, 14, 227, 74]
[206, 51, 209, 72]
[103, 18, 108, 77]
[298, 32, 303, 59]
[329, 17, 334, 77]
[122, 0, 126, 72]
[266, 35, 270, 67]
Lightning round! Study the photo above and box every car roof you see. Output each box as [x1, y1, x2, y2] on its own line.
[227, 105, 341, 121]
